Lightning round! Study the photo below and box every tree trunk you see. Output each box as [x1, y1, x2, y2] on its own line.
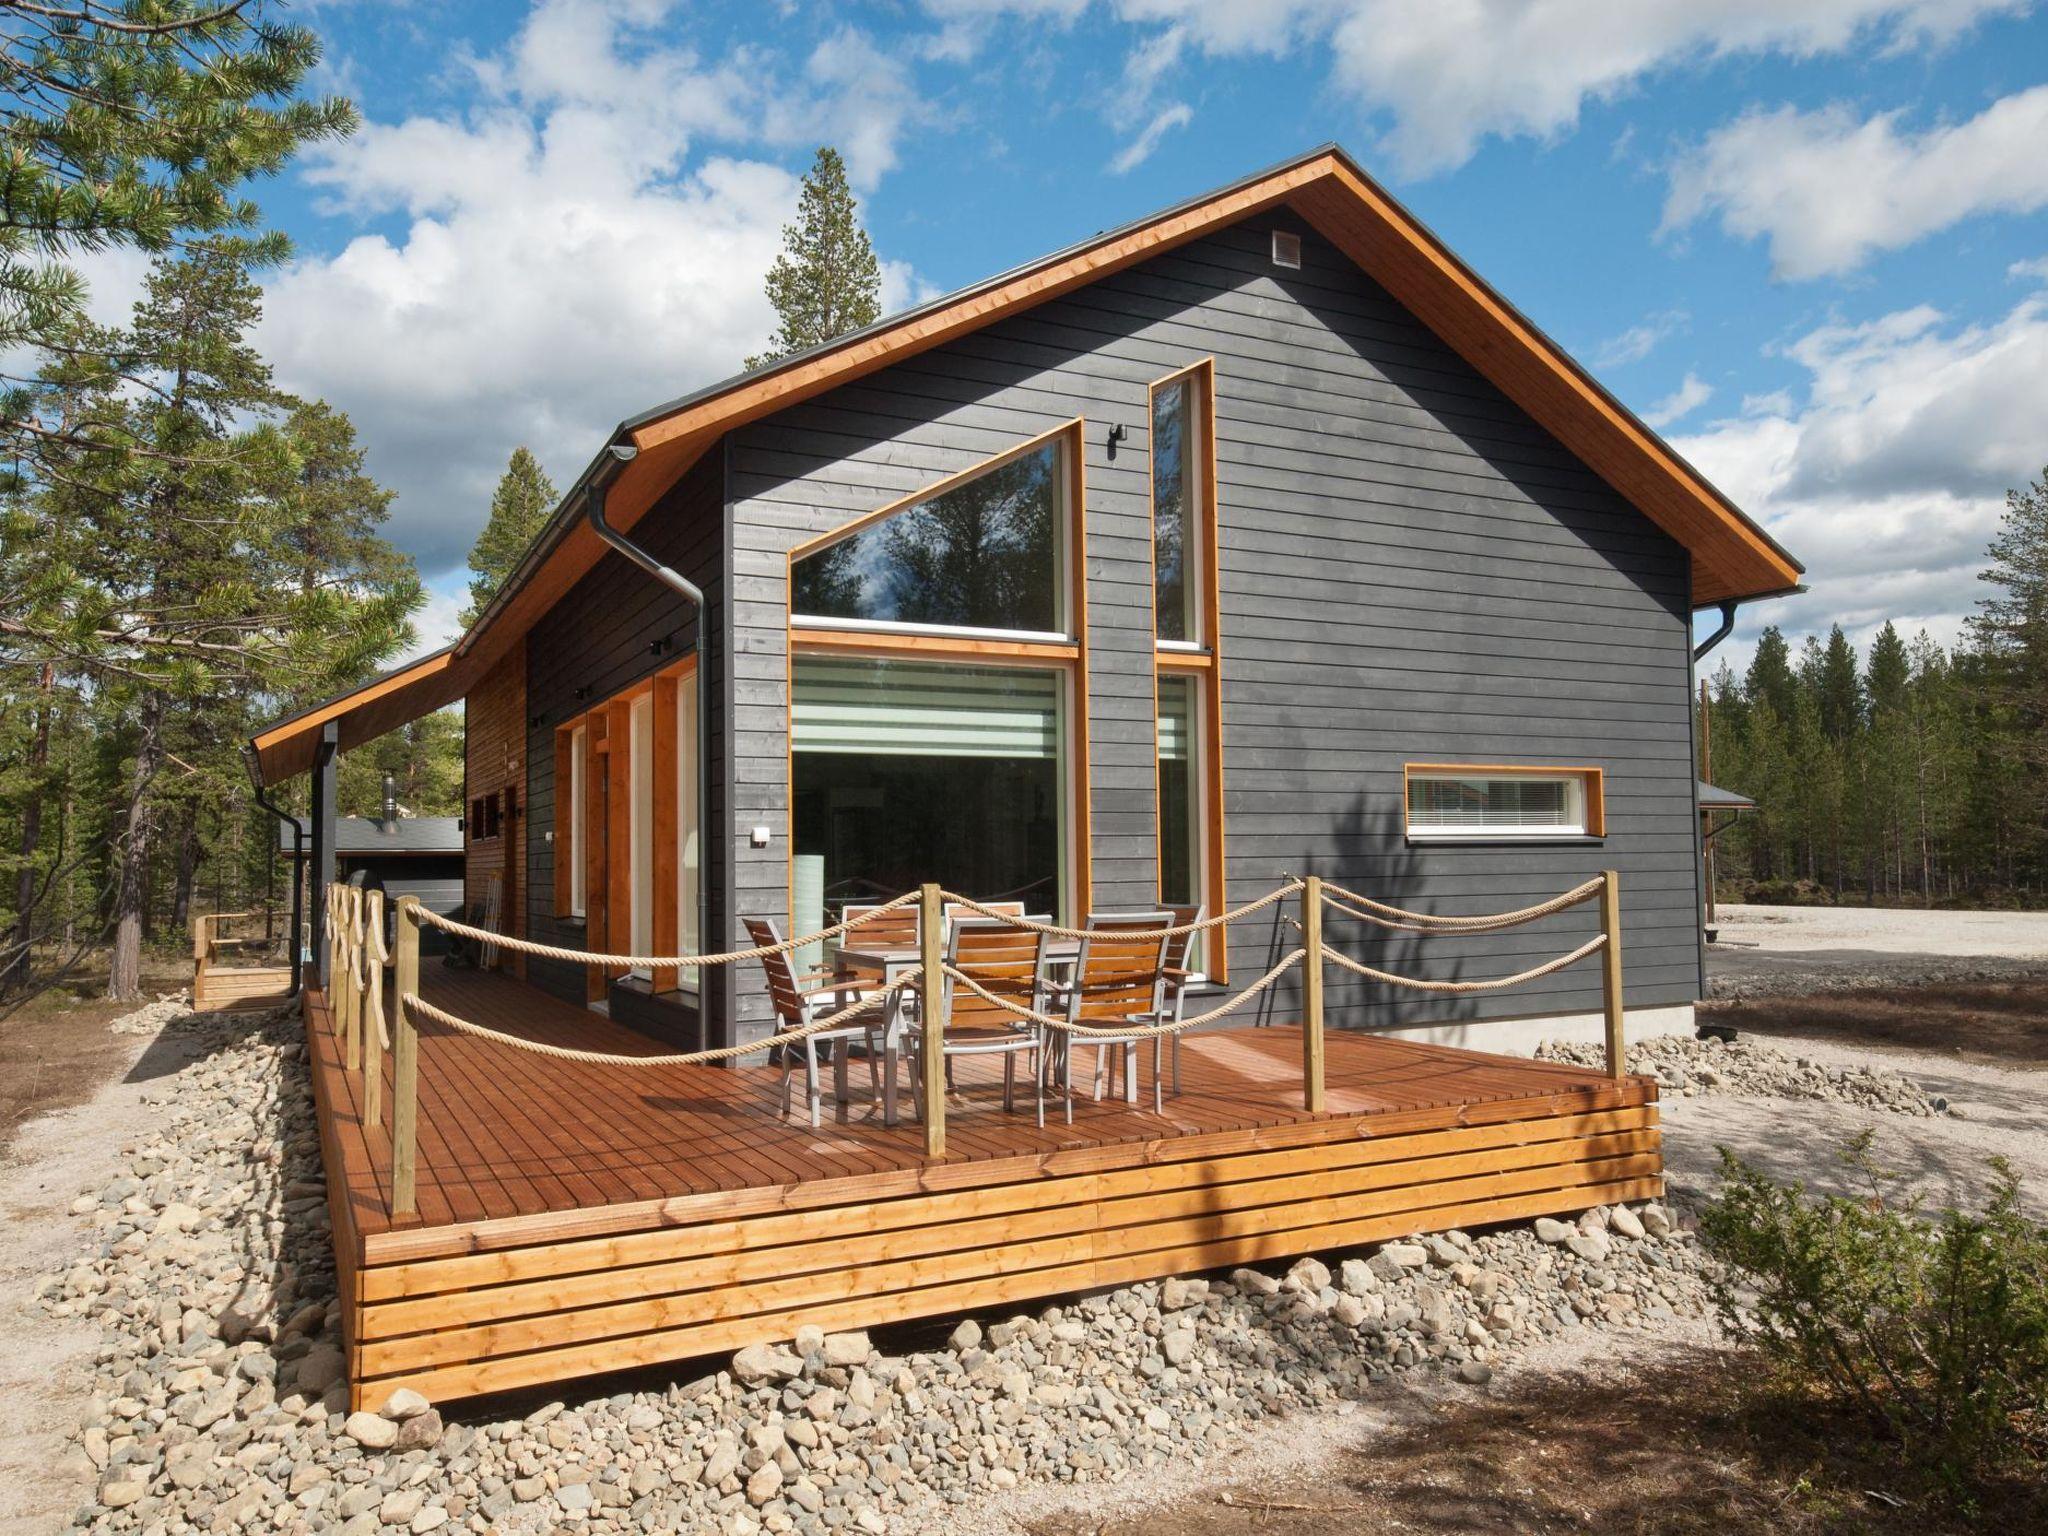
[3, 664, 54, 998]
[170, 810, 202, 935]
[107, 692, 167, 1001]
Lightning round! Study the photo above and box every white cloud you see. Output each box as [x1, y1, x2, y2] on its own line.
[1109, 103, 1192, 173]
[1593, 307, 1688, 368]
[258, 0, 926, 576]
[931, 0, 2029, 176]
[1663, 86, 2048, 278]
[1676, 273, 2048, 660]
[1642, 371, 1713, 428]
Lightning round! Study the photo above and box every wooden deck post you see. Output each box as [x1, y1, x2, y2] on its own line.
[1599, 870, 1625, 1080]
[191, 914, 209, 1008]
[392, 895, 421, 1218]
[342, 888, 362, 1073]
[918, 882, 945, 1159]
[363, 889, 385, 1131]
[1301, 875, 1326, 1112]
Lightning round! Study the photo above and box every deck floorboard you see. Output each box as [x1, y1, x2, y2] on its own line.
[319, 966, 1650, 1250]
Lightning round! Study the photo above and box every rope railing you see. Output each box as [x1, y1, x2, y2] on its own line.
[324, 864, 1629, 1220]
[402, 970, 918, 1067]
[939, 949, 1306, 1039]
[1322, 933, 1608, 993]
[411, 888, 920, 971]
[938, 884, 1303, 942]
[1316, 875, 1604, 934]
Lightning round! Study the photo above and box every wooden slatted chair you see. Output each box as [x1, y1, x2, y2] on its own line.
[834, 900, 921, 991]
[913, 916, 1050, 1125]
[744, 917, 886, 1128]
[1049, 912, 1172, 1119]
[1125, 904, 1202, 1096]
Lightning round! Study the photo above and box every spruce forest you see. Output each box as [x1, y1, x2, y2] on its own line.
[1705, 470, 2048, 907]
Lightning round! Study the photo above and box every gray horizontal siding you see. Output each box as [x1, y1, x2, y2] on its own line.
[708, 210, 1700, 1042]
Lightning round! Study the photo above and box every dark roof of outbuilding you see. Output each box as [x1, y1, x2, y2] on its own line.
[278, 816, 463, 855]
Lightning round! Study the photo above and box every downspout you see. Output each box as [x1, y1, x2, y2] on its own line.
[586, 442, 714, 1044]
[1691, 600, 1738, 662]
[244, 748, 306, 998]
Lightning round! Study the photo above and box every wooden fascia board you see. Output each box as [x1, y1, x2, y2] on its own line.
[623, 159, 1334, 459]
[252, 651, 471, 784]
[1288, 170, 1801, 605]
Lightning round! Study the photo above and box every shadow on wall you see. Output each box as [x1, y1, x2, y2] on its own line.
[1250, 794, 1447, 1032]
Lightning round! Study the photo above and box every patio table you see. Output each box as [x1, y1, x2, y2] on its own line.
[834, 937, 1081, 1125]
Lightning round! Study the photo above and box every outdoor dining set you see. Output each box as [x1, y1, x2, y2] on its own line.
[742, 901, 1206, 1129]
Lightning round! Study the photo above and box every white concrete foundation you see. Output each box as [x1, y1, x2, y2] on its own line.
[1373, 1003, 1696, 1058]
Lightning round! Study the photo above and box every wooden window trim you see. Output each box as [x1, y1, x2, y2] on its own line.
[1402, 763, 1607, 840]
[552, 726, 577, 917]
[784, 420, 1093, 924]
[1148, 361, 1226, 980]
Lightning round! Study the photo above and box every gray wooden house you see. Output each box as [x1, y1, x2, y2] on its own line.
[253, 144, 1801, 1056]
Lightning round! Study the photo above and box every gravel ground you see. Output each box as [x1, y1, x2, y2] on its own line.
[0, 997, 210, 1536]
[1708, 904, 2048, 999]
[5, 985, 2041, 1536]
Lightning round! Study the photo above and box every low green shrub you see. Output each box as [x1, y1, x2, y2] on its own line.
[1700, 1135, 2048, 1491]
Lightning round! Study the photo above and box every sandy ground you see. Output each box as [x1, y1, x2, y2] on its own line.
[0, 1009, 209, 1536]
[1712, 904, 2048, 957]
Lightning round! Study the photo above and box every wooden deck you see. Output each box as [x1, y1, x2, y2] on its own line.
[194, 963, 294, 1012]
[308, 967, 1661, 1410]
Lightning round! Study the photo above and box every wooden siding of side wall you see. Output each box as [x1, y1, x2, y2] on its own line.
[464, 636, 526, 971]
[720, 215, 1700, 1044]
[522, 451, 728, 1040]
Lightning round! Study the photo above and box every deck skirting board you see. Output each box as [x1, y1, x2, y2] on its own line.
[341, 1099, 1660, 1410]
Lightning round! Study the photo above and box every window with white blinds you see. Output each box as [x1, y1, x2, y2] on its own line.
[1405, 770, 1593, 839]
[793, 656, 1059, 759]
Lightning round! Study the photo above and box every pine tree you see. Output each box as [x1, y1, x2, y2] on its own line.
[1745, 626, 1798, 722]
[0, 3, 356, 472]
[744, 147, 882, 370]
[1968, 467, 2048, 804]
[464, 447, 557, 626]
[1816, 625, 1864, 742]
[10, 239, 417, 998]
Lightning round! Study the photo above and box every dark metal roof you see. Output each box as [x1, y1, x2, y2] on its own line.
[1697, 781, 1755, 811]
[279, 816, 464, 855]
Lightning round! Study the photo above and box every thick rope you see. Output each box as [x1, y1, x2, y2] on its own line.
[411, 889, 920, 971]
[939, 883, 1304, 942]
[399, 970, 917, 1068]
[1323, 933, 1607, 993]
[1317, 876, 1604, 934]
[364, 899, 391, 1052]
[938, 949, 1305, 1038]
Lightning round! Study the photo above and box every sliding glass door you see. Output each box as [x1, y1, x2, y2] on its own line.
[792, 655, 1068, 915]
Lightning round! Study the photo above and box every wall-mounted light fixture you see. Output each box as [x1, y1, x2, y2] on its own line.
[1107, 422, 1128, 460]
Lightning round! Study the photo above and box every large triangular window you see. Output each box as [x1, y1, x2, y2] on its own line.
[791, 435, 1067, 638]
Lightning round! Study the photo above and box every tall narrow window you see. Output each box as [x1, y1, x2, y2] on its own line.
[1151, 374, 1202, 644]
[791, 436, 1067, 637]
[1151, 361, 1222, 974]
[568, 723, 587, 916]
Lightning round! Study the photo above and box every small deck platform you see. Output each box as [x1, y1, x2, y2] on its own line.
[307, 968, 1660, 1410]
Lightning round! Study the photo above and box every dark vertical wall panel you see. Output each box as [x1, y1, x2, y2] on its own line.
[521, 449, 729, 1035]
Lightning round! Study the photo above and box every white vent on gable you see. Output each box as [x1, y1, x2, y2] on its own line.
[1271, 230, 1302, 269]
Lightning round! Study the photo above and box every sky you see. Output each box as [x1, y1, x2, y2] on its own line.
[111, 0, 2048, 675]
